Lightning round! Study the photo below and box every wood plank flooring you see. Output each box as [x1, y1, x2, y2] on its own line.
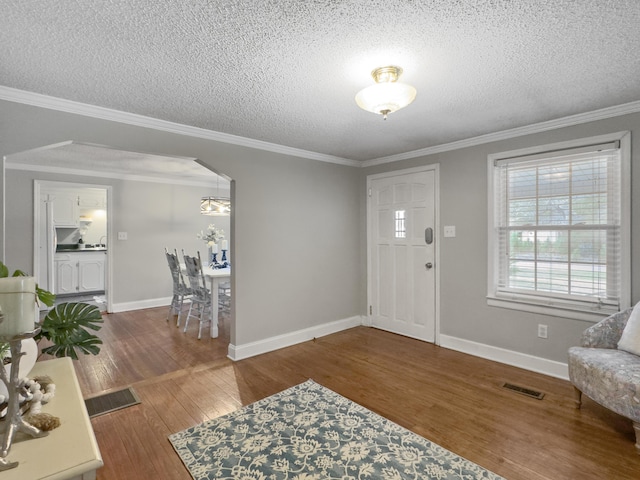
[50, 307, 640, 479]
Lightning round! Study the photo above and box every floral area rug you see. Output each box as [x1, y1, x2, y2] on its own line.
[169, 379, 504, 479]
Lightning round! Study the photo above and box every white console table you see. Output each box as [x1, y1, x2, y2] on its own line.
[2, 357, 103, 480]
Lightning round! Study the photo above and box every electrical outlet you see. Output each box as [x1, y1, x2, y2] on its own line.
[117, 232, 128, 240]
[537, 324, 548, 339]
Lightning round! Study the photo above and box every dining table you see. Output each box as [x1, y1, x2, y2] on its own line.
[201, 265, 231, 338]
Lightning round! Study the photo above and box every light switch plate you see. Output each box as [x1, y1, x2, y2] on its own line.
[117, 232, 128, 240]
[444, 226, 456, 237]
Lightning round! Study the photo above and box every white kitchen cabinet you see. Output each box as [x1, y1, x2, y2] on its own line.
[49, 192, 79, 227]
[55, 252, 106, 294]
[78, 191, 106, 209]
[78, 254, 105, 292]
[55, 254, 78, 295]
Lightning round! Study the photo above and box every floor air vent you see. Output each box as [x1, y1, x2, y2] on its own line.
[85, 387, 141, 418]
[502, 382, 545, 400]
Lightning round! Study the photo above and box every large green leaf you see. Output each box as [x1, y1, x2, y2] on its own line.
[38, 302, 103, 359]
[36, 286, 56, 307]
[0, 263, 8, 278]
[40, 329, 103, 359]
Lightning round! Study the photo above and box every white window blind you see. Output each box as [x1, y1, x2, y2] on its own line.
[492, 141, 623, 311]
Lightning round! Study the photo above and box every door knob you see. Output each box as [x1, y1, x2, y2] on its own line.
[425, 262, 433, 269]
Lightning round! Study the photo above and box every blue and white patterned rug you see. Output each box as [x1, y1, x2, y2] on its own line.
[169, 379, 504, 479]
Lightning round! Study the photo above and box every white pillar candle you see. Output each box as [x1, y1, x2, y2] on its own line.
[0, 277, 36, 338]
[221, 240, 228, 250]
[211, 243, 218, 253]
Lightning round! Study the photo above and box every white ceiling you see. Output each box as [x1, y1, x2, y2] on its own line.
[5, 142, 223, 186]
[3, 1, 640, 163]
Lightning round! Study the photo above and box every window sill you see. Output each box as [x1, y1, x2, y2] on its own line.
[486, 295, 618, 323]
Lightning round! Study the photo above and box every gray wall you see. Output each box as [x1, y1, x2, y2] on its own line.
[362, 112, 640, 363]
[3, 97, 635, 364]
[0, 99, 362, 348]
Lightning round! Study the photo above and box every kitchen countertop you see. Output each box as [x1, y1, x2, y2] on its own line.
[56, 245, 107, 252]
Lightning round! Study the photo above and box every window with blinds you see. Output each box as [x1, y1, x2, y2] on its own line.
[488, 134, 630, 319]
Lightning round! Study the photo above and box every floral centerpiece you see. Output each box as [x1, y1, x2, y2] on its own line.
[197, 224, 225, 265]
[197, 224, 225, 247]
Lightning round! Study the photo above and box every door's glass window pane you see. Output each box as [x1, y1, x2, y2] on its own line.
[395, 210, 406, 238]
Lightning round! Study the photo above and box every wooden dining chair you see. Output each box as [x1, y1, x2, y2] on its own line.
[181, 250, 212, 339]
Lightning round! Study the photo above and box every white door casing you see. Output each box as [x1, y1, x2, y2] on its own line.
[367, 166, 439, 343]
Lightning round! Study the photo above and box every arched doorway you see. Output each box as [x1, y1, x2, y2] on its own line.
[3, 141, 233, 339]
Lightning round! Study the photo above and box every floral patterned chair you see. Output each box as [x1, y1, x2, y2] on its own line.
[568, 307, 640, 453]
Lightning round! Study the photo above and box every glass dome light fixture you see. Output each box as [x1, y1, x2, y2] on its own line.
[355, 66, 417, 120]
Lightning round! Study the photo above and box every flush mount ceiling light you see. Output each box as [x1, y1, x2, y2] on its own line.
[355, 66, 417, 120]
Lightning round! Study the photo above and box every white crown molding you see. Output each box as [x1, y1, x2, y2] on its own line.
[0, 86, 360, 168]
[363, 100, 640, 167]
[4, 86, 640, 170]
[5, 162, 222, 188]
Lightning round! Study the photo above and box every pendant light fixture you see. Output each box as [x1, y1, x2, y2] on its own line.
[200, 175, 230, 216]
[355, 66, 417, 120]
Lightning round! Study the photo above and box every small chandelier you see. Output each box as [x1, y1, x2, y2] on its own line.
[201, 175, 230, 215]
[355, 66, 417, 120]
[200, 196, 230, 216]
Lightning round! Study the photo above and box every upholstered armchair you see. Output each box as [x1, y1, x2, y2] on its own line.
[568, 308, 640, 453]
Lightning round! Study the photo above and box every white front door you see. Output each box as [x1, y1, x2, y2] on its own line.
[368, 167, 438, 342]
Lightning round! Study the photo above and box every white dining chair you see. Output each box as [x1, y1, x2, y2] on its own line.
[181, 250, 212, 339]
[218, 281, 231, 314]
[165, 248, 191, 327]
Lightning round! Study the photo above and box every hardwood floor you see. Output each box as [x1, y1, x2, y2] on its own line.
[55, 307, 640, 479]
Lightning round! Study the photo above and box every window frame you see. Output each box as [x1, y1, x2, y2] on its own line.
[487, 132, 631, 322]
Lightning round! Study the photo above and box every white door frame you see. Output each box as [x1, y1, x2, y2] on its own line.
[366, 164, 441, 345]
[34, 180, 112, 313]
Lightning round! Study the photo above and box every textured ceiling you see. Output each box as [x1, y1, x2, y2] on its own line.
[3, 1, 640, 162]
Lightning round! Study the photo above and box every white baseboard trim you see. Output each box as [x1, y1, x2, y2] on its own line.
[111, 297, 171, 313]
[439, 334, 569, 380]
[228, 315, 364, 361]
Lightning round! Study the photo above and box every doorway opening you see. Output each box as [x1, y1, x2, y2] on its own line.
[3, 141, 233, 343]
[35, 180, 110, 312]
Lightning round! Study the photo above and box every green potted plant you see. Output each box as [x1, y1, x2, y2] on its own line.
[0, 261, 103, 360]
